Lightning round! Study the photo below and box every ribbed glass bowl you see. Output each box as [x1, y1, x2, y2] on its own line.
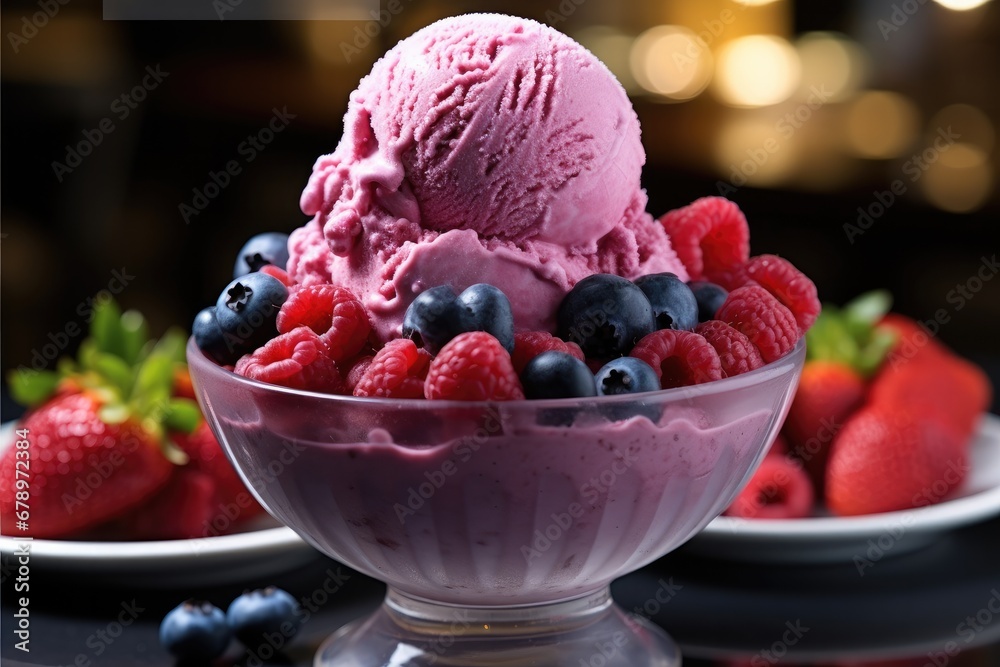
[188, 337, 804, 667]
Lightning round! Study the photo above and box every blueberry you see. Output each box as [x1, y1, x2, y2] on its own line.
[192, 307, 232, 365]
[595, 357, 660, 396]
[226, 587, 303, 649]
[556, 274, 655, 358]
[688, 281, 729, 323]
[159, 600, 230, 661]
[233, 232, 290, 278]
[455, 284, 515, 353]
[402, 285, 462, 354]
[214, 272, 288, 358]
[521, 351, 597, 399]
[633, 273, 698, 331]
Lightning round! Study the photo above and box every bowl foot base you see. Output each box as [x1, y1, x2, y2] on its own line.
[315, 586, 680, 666]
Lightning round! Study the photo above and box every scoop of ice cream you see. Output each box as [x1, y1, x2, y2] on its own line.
[291, 13, 686, 340]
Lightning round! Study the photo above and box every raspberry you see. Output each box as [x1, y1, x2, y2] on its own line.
[510, 331, 585, 375]
[694, 320, 764, 378]
[716, 285, 799, 364]
[629, 329, 722, 389]
[742, 255, 819, 332]
[345, 355, 374, 393]
[259, 264, 293, 287]
[276, 284, 371, 361]
[658, 197, 750, 282]
[354, 340, 430, 399]
[235, 327, 344, 393]
[424, 332, 524, 401]
[724, 456, 814, 519]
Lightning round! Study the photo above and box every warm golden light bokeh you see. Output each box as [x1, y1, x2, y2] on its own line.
[844, 91, 921, 159]
[714, 35, 800, 107]
[630, 25, 713, 100]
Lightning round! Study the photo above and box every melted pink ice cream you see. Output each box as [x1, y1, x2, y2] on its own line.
[289, 14, 686, 340]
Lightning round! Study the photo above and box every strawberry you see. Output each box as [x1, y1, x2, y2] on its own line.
[825, 406, 967, 516]
[0, 393, 173, 538]
[2, 299, 201, 539]
[869, 350, 991, 438]
[172, 421, 264, 529]
[784, 361, 865, 491]
[877, 313, 948, 365]
[114, 469, 216, 540]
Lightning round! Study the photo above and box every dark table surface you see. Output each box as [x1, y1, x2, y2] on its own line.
[2, 509, 999, 667]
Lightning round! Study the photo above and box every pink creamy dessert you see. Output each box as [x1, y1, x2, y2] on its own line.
[289, 13, 687, 341]
[189, 338, 803, 605]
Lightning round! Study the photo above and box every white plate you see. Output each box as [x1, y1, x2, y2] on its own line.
[0, 422, 318, 587]
[688, 413, 1000, 563]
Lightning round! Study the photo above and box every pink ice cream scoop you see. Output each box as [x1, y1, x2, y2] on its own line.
[290, 13, 687, 340]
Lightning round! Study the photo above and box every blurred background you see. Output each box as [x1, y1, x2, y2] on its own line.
[2, 0, 998, 419]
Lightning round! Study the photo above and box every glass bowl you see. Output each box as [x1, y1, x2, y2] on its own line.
[187, 337, 805, 666]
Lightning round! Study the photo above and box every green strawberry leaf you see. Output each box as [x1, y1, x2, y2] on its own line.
[134, 350, 174, 399]
[91, 298, 125, 360]
[120, 310, 149, 365]
[91, 352, 134, 397]
[843, 290, 892, 342]
[806, 308, 858, 366]
[164, 398, 202, 434]
[153, 328, 188, 366]
[7, 369, 60, 407]
[857, 328, 899, 377]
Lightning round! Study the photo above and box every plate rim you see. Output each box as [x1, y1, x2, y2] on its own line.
[0, 421, 313, 568]
[701, 412, 1000, 542]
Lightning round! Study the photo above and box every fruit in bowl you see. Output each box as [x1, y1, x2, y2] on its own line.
[725, 291, 993, 519]
[0, 300, 264, 540]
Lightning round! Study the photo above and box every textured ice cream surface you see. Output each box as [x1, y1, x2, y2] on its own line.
[290, 13, 687, 340]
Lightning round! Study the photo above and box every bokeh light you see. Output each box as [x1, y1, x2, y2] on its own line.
[933, 0, 992, 10]
[574, 26, 639, 94]
[795, 32, 868, 102]
[733, 0, 783, 6]
[921, 150, 993, 212]
[630, 26, 713, 100]
[928, 104, 995, 154]
[714, 35, 800, 107]
[713, 115, 800, 186]
[844, 91, 921, 158]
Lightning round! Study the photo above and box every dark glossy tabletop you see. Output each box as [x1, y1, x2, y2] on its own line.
[2, 509, 998, 667]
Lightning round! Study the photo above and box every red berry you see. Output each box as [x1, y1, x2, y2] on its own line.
[276, 284, 371, 362]
[345, 355, 374, 393]
[716, 285, 799, 364]
[424, 332, 524, 401]
[115, 470, 217, 540]
[510, 331, 585, 375]
[629, 329, 722, 389]
[354, 340, 430, 399]
[235, 327, 344, 393]
[658, 197, 750, 282]
[694, 320, 764, 378]
[742, 255, 820, 332]
[826, 406, 966, 516]
[173, 421, 265, 527]
[725, 456, 814, 519]
[259, 264, 293, 287]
